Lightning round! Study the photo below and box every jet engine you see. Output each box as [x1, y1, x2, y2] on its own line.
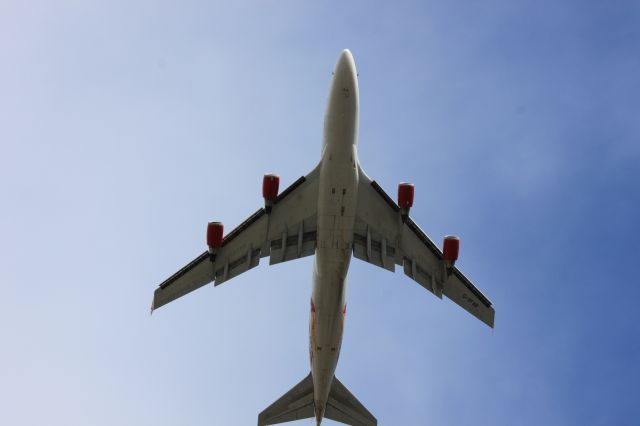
[263, 174, 280, 213]
[207, 222, 224, 254]
[442, 235, 460, 269]
[397, 182, 414, 222]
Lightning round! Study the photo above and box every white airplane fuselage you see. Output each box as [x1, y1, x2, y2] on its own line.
[310, 50, 359, 423]
[152, 48, 493, 426]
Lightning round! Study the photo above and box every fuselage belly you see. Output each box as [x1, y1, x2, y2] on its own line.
[310, 50, 359, 421]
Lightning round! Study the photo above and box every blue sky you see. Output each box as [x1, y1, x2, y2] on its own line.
[2, 1, 639, 425]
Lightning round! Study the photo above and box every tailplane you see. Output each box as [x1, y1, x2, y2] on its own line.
[258, 374, 376, 426]
[258, 373, 315, 425]
[325, 376, 377, 426]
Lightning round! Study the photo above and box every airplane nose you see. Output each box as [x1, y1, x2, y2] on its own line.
[339, 49, 353, 64]
[335, 49, 356, 77]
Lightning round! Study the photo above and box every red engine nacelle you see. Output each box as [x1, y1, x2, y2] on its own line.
[398, 182, 414, 222]
[442, 235, 460, 267]
[263, 174, 280, 213]
[207, 222, 224, 253]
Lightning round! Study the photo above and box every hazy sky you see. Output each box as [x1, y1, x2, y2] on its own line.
[2, 1, 639, 425]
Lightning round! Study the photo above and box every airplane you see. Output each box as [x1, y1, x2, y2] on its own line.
[151, 49, 495, 426]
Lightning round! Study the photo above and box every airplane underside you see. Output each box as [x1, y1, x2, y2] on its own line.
[151, 49, 495, 426]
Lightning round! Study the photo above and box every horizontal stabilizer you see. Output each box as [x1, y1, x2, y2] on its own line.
[326, 376, 377, 426]
[258, 373, 315, 425]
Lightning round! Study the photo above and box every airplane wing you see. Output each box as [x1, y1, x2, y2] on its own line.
[152, 164, 321, 311]
[353, 165, 495, 328]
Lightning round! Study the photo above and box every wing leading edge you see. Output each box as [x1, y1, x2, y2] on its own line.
[354, 165, 495, 327]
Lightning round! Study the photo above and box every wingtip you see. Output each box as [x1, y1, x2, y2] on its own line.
[488, 307, 496, 329]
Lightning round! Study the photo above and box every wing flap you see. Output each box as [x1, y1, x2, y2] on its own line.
[352, 218, 396, 272]
[213, 247, 262, 286]
[403, 256, 441, 298]
[269, 215, 318, 265]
